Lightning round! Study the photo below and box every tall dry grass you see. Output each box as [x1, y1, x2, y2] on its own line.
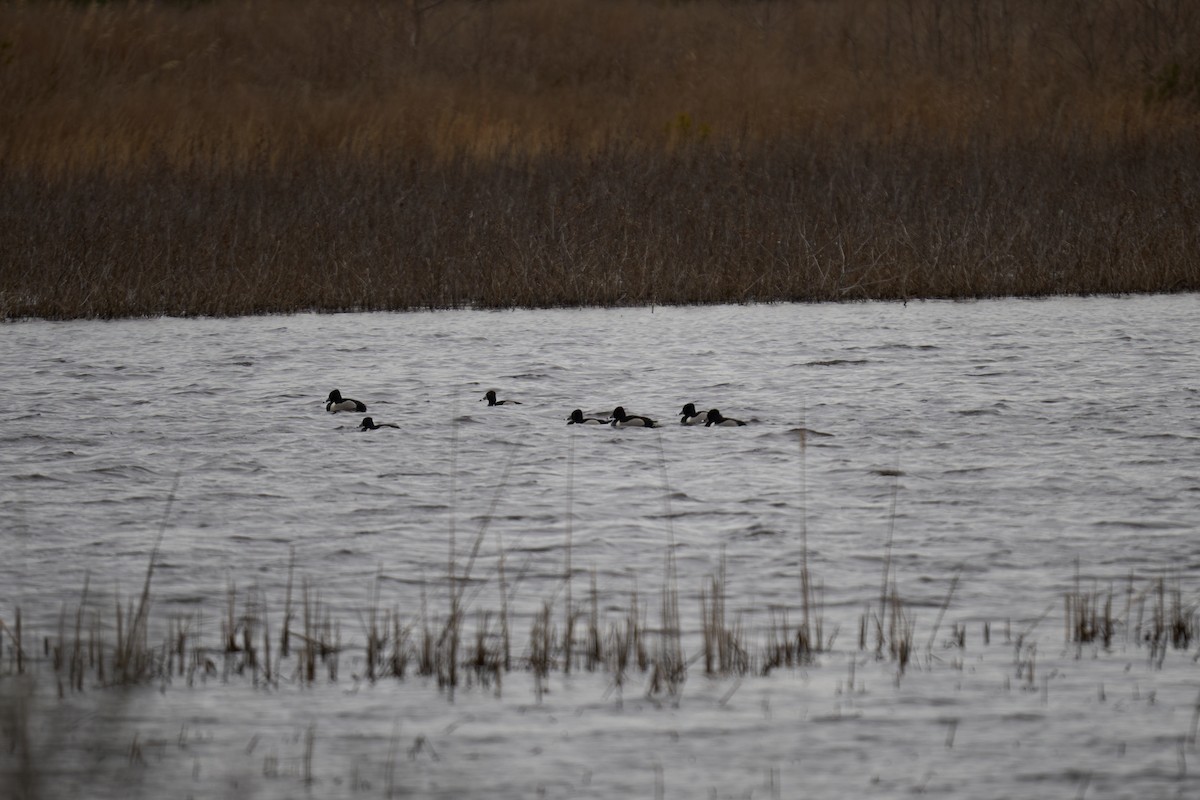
[1, 0, 1198, 318]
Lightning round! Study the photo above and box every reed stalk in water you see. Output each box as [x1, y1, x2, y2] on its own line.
[6, 561, 1200, 698]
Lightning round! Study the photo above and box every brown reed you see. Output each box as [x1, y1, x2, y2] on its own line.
[648, 545, 686, 698]
[529, 600, 554, 701]
[364, 570, 383, 682]
[926, 569, 962, 653]
[585, 570, 602, 672]
[7, 561, 1199, 700]
[606, 584, 647, 688]
[1, 0, 1198, 320]
[700, 550, 750, 676]
[1065, 561, 1115, 650]
[649, 434, 686, 698]
[1138, 572, 1197, 667]
[862, 469, 914, 672]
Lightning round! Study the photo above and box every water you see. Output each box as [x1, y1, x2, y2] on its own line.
[2, 295, 1199, 799]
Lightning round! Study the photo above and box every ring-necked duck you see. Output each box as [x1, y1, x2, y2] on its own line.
[567, 409, 609, 425]
[359, 417, 399, 430]
[705, 408, 746, 427]
[482, 390, 521, 406]
[610, 406, 658, 428]
[326, 389, 366, 413]
[680, 403, 708, 425]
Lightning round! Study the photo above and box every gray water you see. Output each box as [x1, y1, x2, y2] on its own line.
[2, 295, 1199, 799]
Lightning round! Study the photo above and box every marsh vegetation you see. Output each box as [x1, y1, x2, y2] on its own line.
[4, 545, 1199, 798]
[2, 0, 1198, 318]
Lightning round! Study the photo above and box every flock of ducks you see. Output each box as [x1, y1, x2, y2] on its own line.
[325, 389, 747, 429]
[566, 403, 745, 427]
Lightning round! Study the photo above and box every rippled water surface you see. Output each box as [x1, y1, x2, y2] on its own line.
[2, 295, 1199, 799]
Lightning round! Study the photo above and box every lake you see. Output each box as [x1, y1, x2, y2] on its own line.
[2, 295, 1199, 799]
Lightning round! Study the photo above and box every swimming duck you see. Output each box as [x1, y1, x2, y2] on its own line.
[358, 417, 399, 430]
[610, 406, 658, 428]
[326, 389, 366, 413]
[567, 409, 609, 425]
[482, 390, 521, 406]
[679, 403, 708, 425]
[705, 408, 746, 427]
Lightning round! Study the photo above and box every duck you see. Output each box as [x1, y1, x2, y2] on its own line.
[705, 408, 746, 427]
[482, 390, 521, 406]
[567, 409, 609, 425]
[326, 389, 366, 413]
[358, 417, 399, 430]
[679, 403, 708, 425]
[610, 406, 658, 428]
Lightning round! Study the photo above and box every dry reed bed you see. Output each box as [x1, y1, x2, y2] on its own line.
[2, 0, 1199, 318]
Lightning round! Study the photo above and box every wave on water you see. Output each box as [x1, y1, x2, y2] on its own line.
[804, 358, 871, 367]
[3, 297, 1200, 800]
[1089, 519, 1189, 530]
